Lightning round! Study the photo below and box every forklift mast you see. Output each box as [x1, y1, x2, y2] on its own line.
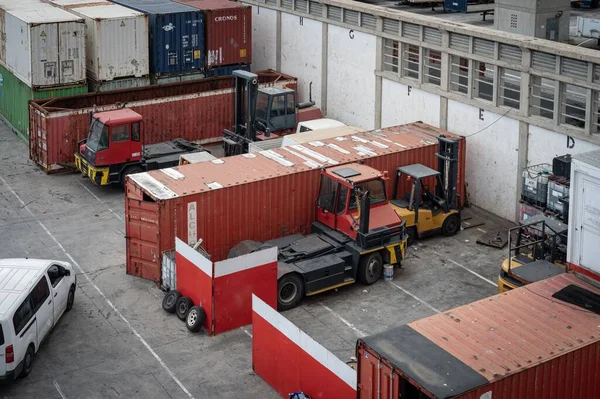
[223, 70, 259, 156]
[435, 136, 459, 210]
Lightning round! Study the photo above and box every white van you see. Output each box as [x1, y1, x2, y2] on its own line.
[0, 259, 76, 380]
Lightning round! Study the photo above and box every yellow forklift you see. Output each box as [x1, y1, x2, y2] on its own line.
[498, 215, 567, 293]
[390, 136, 461, 245]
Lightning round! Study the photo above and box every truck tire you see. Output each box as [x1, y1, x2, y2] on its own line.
[277, 274, 304, 312]
[442, 214, 460, 237]
[358, 252, 383, 285]
[121, 166, 143, 188]
[176, 297, 193, 321]
[186, 306, 206, 332]
[162, 290, 181, 313]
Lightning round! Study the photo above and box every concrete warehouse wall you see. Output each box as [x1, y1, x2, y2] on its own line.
[245, 3, 600, 221]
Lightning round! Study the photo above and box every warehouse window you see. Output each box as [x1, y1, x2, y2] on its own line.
[423, 49, 441, 86]
[402, 44, 419, 80]
[450, 55, 469, 94]
[498, 68, 521, 109]
[593, 91, 600, 135]
[383, 39, 399, 73]
[473, 61, 494, 102]
[530, 76, 555, 120]
[560, 83, 587, 129]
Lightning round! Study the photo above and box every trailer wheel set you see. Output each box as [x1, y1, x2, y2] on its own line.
[162, 290, 206, 333]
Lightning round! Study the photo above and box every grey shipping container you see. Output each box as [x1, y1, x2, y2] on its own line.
[110, 0, 205, 77]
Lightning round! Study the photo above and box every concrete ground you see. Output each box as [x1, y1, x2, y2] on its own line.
[0, 121, 513, 399]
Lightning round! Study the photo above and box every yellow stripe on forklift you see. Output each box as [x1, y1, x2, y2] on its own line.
[306, 280, 355, 296]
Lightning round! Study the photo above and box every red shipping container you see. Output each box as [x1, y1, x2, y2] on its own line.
[28, 70, 296, 173]
[173, 0, 252, 68]
[356, 273, 600, 399]
[124, 123, 467, 283]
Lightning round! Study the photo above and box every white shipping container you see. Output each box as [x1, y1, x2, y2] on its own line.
[0, 0, 86, 87]
[567, 150, 600, 276]
[48, 0, 149, 81]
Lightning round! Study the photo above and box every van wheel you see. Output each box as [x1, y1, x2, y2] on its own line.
[277, 274, 304, 312]
[176, 297, 193, 321]
[162, 290, 181, 313]
[186, 306, 206, 332]
[358, 252, 383, 285]
[66, 285, 76, 311]
[19, 345, 34, 378]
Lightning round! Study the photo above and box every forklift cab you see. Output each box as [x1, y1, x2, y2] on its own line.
[255, 87, 297, 134]
[80, 109, 143, 167]
[316, 164, 402, 241]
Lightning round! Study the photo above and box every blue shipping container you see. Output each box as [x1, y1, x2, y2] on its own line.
[444, 0, 468, 12]
[111, 0, 205, 76]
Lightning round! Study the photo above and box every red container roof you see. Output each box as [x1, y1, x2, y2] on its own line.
[129, 123, 455, 201]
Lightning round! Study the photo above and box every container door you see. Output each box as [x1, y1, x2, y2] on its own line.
[576, 174, 600, 273]
[379, 364, 399, 399]
[126, 193, 162, 283]
[58, 21, 85, 85]
[357, 347, 379, 398]
[30, 23, 59, 86]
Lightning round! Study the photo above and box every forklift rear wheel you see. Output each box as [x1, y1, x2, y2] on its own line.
[176, 296, 193, 321]
[406, 227, 417, 247]
[121, 166, 143, 188]
[277, 274, 304, 311]
[442, 214, 460, 237]
[358, 252, 383, 285]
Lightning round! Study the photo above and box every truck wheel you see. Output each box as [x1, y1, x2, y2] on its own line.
[162, 290, 181, 313]
[121, 166, 143, 188]
[277, 274, 304, 312]
[186, 306, 206, 332]
[442, 214, 460, 237]
[358, 252, 383, 285]
[176, 297, 193, 321]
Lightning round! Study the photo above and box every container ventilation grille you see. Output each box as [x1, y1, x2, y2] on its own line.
[473, 38, 495, 57]
[499, 44, 521, 63]
[449, 33, 469, 52]
[361, 14, 376, 30]
[309, 1, 322, 17]
[281, 0, 292, 9]
[344, 10, 359, 26]
[423, 27, 441, 45]
[327, 6, 342, 21]
[383, 18, 399, 34]
[561, 58, 588, 80]
[295, 0, 308, 13]
[402, 23, 420, 40]
[531, 51, 557, 72]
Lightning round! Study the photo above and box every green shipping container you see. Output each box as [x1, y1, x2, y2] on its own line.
[0, 64, 88, 144]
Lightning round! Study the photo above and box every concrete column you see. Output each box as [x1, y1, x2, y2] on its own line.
[439, 31, 450, 130]
[275, 11, 282, 71]
[374, 17, 384, 129]
[516, 120, 529, 221]
[520, 49, 532, 118]
[321, 9, 328, 115]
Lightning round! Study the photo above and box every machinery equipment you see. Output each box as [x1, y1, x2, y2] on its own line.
[390, 136, 461, 244]
[228, 163, 408, 311]
[497, 215, 567, 293]
[74, 108, 209, 186]
[222, 70, 322, 156]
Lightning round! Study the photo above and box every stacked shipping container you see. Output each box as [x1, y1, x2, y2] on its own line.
[47, 0, 151, 92]
[124, 123, 466, 283]
[109, 0, 205, 82]
[0, 0, 87, 141]
[28, 70, 298, 173]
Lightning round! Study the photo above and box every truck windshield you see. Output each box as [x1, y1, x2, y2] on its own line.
[256, 92, 270, 122]
[87, 118, 109, 152]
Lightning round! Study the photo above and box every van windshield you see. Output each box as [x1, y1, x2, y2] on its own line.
[87, 118, 109, 152]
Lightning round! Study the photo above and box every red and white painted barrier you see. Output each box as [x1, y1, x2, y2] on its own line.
[175, 238, 277, 335]
[252, 294, 357, 398]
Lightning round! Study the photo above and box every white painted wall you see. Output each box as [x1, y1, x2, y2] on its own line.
[447, 100, 520, 220]
[326, 25, 376, 129]
[381, 79, 441, 128]
[280, 14, 322, 107]
[528, 126, 600, 166]
[250, 6, 277, 72]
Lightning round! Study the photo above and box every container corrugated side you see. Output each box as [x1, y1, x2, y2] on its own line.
[0, 64, 88, 143]
[0, 0, 86, 87]
[50, 1, 149, 81]
[174, 0, 251, 68]
[125, 124, 466, 282]
[110, 0, 205, 76]
[29, 70, 297, 172]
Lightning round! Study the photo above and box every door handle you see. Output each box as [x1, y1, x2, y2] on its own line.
[47, 299, 52, 305]
[54, 292, 58, 297]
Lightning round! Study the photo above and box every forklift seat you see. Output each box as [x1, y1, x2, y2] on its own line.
[391, 199, 409, 208]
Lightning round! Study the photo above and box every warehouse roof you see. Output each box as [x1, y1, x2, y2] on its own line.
[361, 273, 600, 398]
[129, 122, 453, 200]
